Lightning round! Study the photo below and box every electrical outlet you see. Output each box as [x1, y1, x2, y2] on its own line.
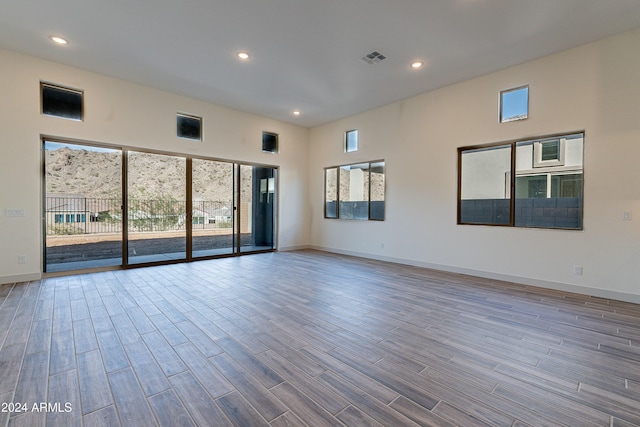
[18, 255, 26, 265]
[573, 265, 583, 276]
[623, 211, 632, 221]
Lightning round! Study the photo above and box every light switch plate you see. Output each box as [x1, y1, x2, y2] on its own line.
[5, 209, 26, 217]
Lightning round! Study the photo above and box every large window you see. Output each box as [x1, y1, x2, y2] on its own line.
[324, 160, 385, 220]
[458, 133, 583, 230]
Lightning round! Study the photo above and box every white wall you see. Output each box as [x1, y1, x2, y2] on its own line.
[3, 28, 640, 302]
[309, 29, 640, 303]
[0, 48, 310, 283]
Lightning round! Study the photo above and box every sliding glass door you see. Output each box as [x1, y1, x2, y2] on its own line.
[127, 151, 187, 265]
[44, 140, 276, 273]
[192, 159, 235, 258]
[44, 141, 123, 272]
[239, 165, 276, 253]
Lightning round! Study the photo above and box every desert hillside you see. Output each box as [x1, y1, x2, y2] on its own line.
[45, 146, 249, 202]
[46, 145, 384, 203]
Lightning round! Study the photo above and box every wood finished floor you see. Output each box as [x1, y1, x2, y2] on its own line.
[1, 250, 640, 427]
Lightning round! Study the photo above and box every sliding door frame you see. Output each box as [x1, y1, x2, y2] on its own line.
[42, 136, 278, 276]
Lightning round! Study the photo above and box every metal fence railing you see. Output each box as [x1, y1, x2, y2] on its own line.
[46, 196, 234, 235]
[46, 196, 122, 235]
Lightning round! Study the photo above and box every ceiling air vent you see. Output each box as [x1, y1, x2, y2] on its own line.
[360, 51, 386, 65]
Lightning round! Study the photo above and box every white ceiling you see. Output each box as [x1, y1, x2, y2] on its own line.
[2, 0, 640, 128]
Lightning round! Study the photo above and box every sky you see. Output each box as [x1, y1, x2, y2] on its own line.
[44, 141, 118, 153]
[501, 86, 528, 121]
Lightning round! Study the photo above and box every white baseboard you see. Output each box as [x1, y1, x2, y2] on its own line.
[309, 245, 640, 305]
[0, 272, 42, 285]
[278, 244, 312, 252]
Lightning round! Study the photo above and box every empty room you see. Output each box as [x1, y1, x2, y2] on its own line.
[1, 1, 640, 426]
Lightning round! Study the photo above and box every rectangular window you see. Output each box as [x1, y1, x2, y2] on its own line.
[459, 132, 583, 230]
[41, 82, 83, 121]
[345, 130, 358, 152]
[500, 85, 528, 123]
[177, 113, 202, 140]
[262, 132, 278, 153]
[324, 160, 385, 220]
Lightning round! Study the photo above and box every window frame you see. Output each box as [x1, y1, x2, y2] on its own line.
[41, 82, 84, 121]
[458, 131, 584, 230]
[324, 159, 385, 221]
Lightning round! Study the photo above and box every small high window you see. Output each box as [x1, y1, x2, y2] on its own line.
[262, 132, 278, 153]
[41, 83, 83, 121]
[500, 85, 528, 123]
[177, 113, 202, 140]
[345, 130, 358, 152]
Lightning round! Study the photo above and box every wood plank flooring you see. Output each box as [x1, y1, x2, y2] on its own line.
[1, 249, 640, 426]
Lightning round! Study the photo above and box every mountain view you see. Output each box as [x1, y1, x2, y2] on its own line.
[46, 145, 384, 206]
[45, 146, 247, 202]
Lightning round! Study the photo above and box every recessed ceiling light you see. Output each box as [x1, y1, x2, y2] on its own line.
[50, 36, 68, 45]
[292, 110, 301, 116]
[237, 51, 250, 60]
[411, 61, 424, 69]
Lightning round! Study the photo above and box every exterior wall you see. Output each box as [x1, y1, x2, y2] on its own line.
[0, 48, 310, 283]
[461, 147, 511, 199]
[515, 135, 583, 174]
[309, 28, 640, 303]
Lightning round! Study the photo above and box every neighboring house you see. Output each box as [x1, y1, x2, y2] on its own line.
[460, 133, 584, 228]
[512, 134, 584, 199]
[46, 193, 94, 225]
[46, 193, 122, 235]
[192, 202, 233, 227]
